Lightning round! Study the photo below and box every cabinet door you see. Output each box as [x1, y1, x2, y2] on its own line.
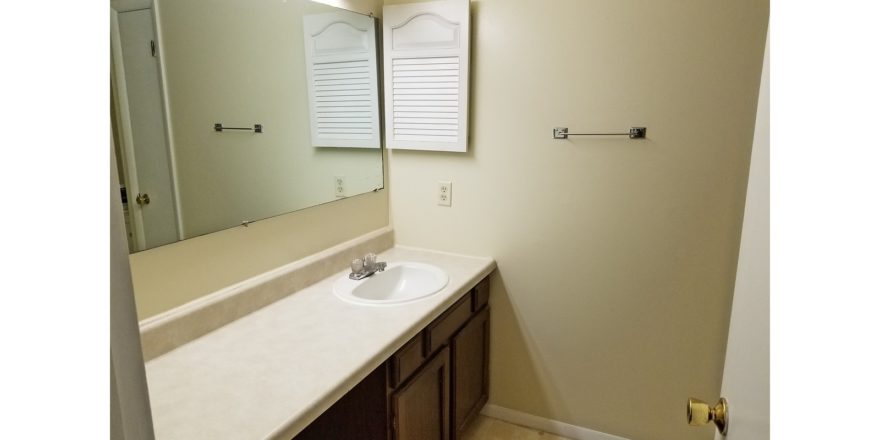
[452, 307, 489, 438]
[391, 347, 450, 440]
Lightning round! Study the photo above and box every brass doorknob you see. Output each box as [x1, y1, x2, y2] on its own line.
[687, 397, 728, 435]
[135, 193, 151, 206]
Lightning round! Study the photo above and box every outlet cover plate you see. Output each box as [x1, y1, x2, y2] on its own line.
[438, 181, 451, 206]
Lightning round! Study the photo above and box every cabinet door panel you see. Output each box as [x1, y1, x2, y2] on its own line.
[452, 307, 489, 437]
[392, 347, 450, 440]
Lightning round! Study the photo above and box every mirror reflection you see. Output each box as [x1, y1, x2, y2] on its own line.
[111, 0, 384, 252]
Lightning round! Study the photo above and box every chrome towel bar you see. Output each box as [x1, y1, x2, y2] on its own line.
[214, 123, 263, 133]
[553, 126, 646, 140]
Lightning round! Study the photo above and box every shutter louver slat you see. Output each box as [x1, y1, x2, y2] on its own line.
[391, 56, 461, 143]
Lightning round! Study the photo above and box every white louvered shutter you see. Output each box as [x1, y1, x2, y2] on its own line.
[383, 0, 470, 152]
[303, 12, 381, 148]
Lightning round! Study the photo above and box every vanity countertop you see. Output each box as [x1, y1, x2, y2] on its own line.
[144, 246, 495, 440]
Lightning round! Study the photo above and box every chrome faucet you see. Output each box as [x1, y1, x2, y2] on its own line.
[349, 253, 387, 280]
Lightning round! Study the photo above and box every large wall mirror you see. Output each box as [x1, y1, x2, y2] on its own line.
[111, 0, 384, 252]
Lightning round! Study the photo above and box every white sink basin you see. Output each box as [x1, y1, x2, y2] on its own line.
[333, 262, 449, 305]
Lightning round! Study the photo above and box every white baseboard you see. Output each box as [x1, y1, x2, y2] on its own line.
[481, 404, 630, 440]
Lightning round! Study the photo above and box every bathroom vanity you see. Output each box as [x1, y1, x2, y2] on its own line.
[296, 276, 489, 440]
[143, 245, 495, 440]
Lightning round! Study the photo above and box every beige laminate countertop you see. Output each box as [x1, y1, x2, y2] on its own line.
[144, 246, 495, 440]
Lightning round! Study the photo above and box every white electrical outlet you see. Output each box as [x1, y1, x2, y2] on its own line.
[438, 181, 452, 206]
[334, 176, 345, 198]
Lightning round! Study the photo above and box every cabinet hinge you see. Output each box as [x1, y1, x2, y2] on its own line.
[150, 40, 156, 57]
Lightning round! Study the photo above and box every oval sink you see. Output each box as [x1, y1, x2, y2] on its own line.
[333, 262, 449, 305]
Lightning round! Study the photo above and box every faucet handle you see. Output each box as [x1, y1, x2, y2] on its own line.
[364, 253, 377, 269]
[351, 258, 364, 274]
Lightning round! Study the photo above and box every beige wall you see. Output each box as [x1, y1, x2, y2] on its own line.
[385, 1, 768, 439]
[130, 0, 387, 320]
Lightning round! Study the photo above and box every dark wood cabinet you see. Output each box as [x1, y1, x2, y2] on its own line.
[294, 364, 388, 440]
[391, 347, 450, 440]
[451, 306, 489, 438]
[293, 275, 491, 440]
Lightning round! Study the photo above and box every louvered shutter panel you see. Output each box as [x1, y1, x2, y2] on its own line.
[303, 12, 381, 148]
[383, 0, 470, 152]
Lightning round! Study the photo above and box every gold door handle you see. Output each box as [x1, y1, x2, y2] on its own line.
[687, 397, 728, 435]
[135, 193, 151, 206]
